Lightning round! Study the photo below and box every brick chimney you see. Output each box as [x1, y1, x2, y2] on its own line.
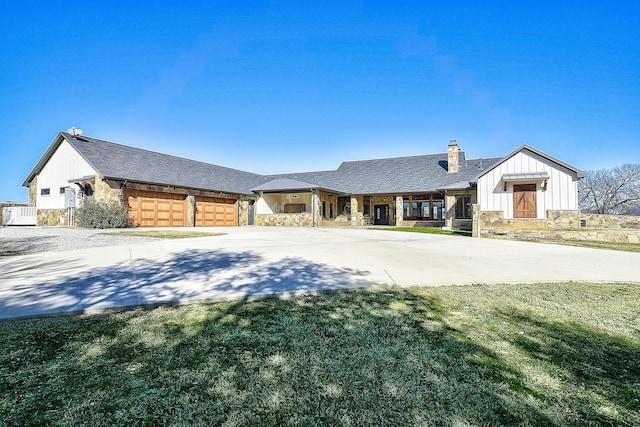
[448, 140, 460, 173]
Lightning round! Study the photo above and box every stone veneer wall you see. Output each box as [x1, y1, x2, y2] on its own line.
[581, 213, 640, 229]
[28, 176, 37, 206]
[238, 200, 249, 226]
[503, 229, 640, 244]
[478, 210, 582, 232]
[475, 208, 640, 243]
[37, 209, 69, 226]
[256, 213, 313, 227]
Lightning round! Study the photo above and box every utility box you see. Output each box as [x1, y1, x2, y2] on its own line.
[64, 187, 76, 208]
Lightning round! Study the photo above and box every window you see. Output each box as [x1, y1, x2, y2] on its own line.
[40, 188, 50, 196]
[455, 196, 472, 219]
[432, 201, 444, 220]
[322, 201, 327, 218]
[60, 187, 67, 195]
[422, 202, 430, 218]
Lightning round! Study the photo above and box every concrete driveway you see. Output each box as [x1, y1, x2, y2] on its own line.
[1, 227, 639, 319]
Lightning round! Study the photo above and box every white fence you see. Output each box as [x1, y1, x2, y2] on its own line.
[2, 207, 37, 226]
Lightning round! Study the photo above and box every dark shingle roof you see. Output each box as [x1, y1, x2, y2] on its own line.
[267, 154, 501, 194]
[251, 178, 343, 193]
[62, 133, 268, 195]
[24, 131, 503, 196]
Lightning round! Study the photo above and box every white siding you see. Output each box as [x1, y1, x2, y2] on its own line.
[477, 150, 579, 219]
[36, 141, 96, 209]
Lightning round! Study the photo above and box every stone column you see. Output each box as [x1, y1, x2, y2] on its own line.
[395, 195, 404, 227]
[472, 204, 481, 238]
[29, 176, 38, 207]
[237, 199, 250, 226]
[444, 193, 456, 229]
[187, 196, 196, 227]
[312, 191, 322, 227]
[350, 195, 364, 226]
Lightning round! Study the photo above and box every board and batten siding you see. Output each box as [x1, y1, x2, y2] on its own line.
[36, 140, 96, 209]
[477, 150, 579, 219]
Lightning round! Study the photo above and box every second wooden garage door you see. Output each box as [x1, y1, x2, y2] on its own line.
[125, 190, 187, 227]
[195, 196, 237, 227]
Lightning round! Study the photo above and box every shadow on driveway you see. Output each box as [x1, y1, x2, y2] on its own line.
[0, 249, 378, 319]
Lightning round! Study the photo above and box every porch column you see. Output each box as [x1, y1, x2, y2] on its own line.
[312, 191, 321, 227]
[472, 204, 481, 238]
[395, 195, 404, 226]
[350, 195, 364, 226]
[444, 192, 455, 229]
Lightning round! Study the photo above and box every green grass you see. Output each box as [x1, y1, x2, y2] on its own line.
[102, 230, 225, 239]
[1, 283, 639, 426]
[524, 238, 640, 253]
[371, 226, 470, 236]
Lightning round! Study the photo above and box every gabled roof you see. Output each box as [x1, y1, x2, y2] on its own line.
[252, 178, 342, 193]
[268, 154, 501, 194]
[25, 132, 577, 199]
[477, 144, 587, 179]
[23, 132, 268, 195]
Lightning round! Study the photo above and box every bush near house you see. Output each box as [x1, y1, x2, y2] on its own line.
[75, 200, 130, 229]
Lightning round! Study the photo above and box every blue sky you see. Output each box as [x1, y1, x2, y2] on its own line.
[1, 1, 638, 203]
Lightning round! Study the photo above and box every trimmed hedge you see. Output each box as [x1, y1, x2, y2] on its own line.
[75, 200, 131, 228]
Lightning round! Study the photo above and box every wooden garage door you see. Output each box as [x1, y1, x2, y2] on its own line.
[513, 184, 537, 218]
[195, 196, 237, 227]
[125, 190, 187, 227]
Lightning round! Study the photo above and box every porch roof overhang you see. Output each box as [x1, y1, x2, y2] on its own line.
[68, 175, 96, 184]
[252, 178, 344, 194]
[502, 172, 550, 191]
[502, 172, 550, 182]
[437, 181, 476, 191]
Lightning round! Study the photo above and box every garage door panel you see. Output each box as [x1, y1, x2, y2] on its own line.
[195, 196, 237, 227]
[125, 190, 187, 227]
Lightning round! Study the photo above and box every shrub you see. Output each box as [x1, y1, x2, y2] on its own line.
[75, 200, 131, 228]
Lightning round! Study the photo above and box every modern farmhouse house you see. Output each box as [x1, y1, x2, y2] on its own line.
[23, 130, 585, 233]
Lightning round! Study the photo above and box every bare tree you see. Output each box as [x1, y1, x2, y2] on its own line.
[579, 164, 640, 214]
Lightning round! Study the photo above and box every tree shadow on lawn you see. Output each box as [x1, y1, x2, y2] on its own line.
[491, 307, 640, 425]
[0, 249, 376, 319]
[0, 289, 567, 427]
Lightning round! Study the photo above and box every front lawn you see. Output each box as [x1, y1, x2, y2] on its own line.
[1, 283, 638, 426]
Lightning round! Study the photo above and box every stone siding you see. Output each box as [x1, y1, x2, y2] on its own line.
[95, 176, 122, 204]
[475, 208, 640, 243]
[256, 213, 313, 227]
[238, 200, 249, 226]
[478, 210, 582, 232]
[495, 229, 640, 244]
[581, 213, 640, 229]
[37, 209, 69, 226]
[28, 176, 37, 206]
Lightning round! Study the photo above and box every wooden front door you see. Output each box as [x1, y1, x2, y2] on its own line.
[374, 205, 389, 225]
[513, 184, 537, 218]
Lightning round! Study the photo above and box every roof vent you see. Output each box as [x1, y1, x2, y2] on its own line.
[66, 127, 83, 138]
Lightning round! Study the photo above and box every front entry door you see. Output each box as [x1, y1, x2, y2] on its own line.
[513, 184, 537, 218]
[374, 205, 389, 225]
